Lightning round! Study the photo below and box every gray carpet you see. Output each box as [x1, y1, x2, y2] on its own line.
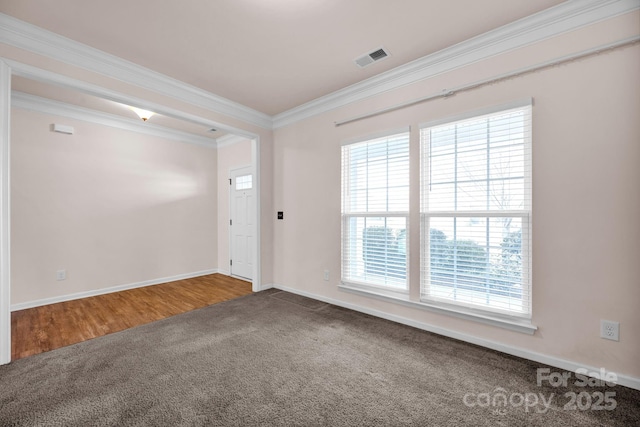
[1, 289, 638, 426]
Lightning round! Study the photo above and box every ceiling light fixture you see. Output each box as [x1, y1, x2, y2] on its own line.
[129, 106, 155, 122]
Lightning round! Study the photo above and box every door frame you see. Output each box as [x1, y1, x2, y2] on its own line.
[0, 60, 10, 365]
[0, 59, 263, 364]
[228, 164, 254, 280]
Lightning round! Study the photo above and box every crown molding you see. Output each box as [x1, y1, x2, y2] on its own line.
[5, 59, 258, 141]
[273, 0, 640, 128]
[216, 133, 251, 149]
[12, 91, 218, 147]
[0, 13, 273, 129]
[1, 1, 637, 131]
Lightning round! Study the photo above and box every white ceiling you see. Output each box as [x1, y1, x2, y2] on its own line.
[0, 0, 566, 116]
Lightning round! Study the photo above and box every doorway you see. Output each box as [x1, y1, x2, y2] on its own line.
[229, 166, 254, 281]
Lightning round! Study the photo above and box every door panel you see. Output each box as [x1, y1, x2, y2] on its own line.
[230, 167, 253, 280]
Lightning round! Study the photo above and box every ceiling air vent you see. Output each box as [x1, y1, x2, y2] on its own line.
[355, 47, 390, 68]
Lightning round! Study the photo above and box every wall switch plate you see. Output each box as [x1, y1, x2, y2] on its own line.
[323, 270, 330, 281]
[56, 269, 67, 281]
[600, 320, 619, 341]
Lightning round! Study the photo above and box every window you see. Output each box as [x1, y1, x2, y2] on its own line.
[341, 130, 410, 291]
[420, 102, 532, 317]
[235, 174, 252, 190]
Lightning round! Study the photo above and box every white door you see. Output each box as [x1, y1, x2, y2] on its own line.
[229, 166, 254, 280]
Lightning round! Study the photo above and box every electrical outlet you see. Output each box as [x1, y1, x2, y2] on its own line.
[56, 269, 66, 281]
[323, 270, 330, 281]
[600, 320, 619, 341]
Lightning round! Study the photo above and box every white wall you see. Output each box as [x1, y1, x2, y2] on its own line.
[272, 12, 640, 380]
[217, 138, 252, 274]
[11, 108, 218, 305]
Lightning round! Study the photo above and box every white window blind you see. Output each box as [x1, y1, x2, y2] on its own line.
[342, 130, 410, 291]
[420, 103, 532, 317]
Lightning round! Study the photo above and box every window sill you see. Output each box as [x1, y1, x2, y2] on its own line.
[339, 282, 537, 335]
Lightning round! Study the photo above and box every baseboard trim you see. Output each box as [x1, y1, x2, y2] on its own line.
[216, 269, 231, 277]
[10, 269, 219, 312]
[258, 282, 274, 292]
[272, 283, 640, 391]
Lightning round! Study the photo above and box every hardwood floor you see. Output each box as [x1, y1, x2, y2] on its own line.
[11, 273, 252, 361]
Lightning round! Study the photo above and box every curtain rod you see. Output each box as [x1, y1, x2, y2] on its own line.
[335, 36, 640, 127]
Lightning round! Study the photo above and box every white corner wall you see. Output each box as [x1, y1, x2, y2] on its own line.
[10, 108, 218, 305]
[272, 12, 640, 381]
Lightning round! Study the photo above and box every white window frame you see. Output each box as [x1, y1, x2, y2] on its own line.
[420, 99, 533, 319]
[341, 128, 410, 293]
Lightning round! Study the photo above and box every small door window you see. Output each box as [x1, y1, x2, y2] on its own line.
[236, 174, 252, 190]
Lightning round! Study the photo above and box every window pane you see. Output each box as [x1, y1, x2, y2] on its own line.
[388, 185, 409, 212]
[342, 132, 409, 214]
[489, 143, 525, 210]
[367, 187, 388, 211]
[430, 125, 456, 152]
[367, 159, 387, 189]
[489, 178, 525, 211]
[235, 174, 252, 190]
[458, 148, 487, 182]
[490, 111, 526, 148]
[457, 119, 487, 154]
[429, 153, 455, 184]
[424, 216, 525, 313]
[343, 216, 408, 290]
[427, 183, 455, 211]
[349, 187, 367, 212]
[490, 144, 524, 180]
[457, 181, 487, 211]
